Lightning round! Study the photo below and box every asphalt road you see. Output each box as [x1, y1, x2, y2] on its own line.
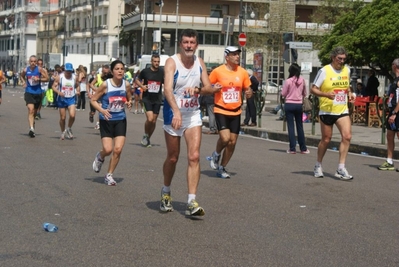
[0, 88, 398, 267]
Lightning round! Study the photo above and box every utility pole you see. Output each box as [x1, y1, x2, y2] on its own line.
[62, 0, 66, 65]
[238, 0, 246, 68]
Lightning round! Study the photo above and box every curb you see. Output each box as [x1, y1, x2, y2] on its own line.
[203, 121, 394, 159]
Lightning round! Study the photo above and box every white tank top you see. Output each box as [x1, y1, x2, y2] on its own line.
[59, 73, 77, 98]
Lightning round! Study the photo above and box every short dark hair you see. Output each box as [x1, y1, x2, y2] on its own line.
[179, 29, 198, 43]
[110, 60, 124, 71]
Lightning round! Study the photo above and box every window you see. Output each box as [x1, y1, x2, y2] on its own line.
[87, 43, 90, 54]
[103, 14, 107, 25]
[198, 32, 224, 45]
[98, 15, 102, 26]
[77, 45, 79, 54]
[103, 42, 106, 55]
[97, 43, 100, 55]
[210, 4, 229, 18]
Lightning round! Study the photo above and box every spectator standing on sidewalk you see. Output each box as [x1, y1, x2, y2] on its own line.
[242, 69, 259, 127]
[0, 69, 5, 104]
[365, 70, 379, 100]
[378, 58, 399, 171]
[282, 63, 309, 154]
[310, 46, 354, 180]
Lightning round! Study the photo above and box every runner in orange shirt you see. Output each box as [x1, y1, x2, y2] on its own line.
[208, 46, 252, 178]
[0, 69, 5, 105]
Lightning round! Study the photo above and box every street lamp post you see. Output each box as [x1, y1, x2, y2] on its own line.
[156, 0, 164, 55]
[140, 0, 147, 56]
[174, 0, 179, 54]
[90, 0, 94, 72]
[46, 8, 50, 68]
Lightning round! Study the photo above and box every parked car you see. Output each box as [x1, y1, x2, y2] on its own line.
[261, 81, 281, 94]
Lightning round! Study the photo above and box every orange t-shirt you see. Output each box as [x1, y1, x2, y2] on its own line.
[209, 65, 251, 116]
[0, 71, 3, 90]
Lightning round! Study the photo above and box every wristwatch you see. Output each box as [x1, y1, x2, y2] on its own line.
[392, 111, 397, 115]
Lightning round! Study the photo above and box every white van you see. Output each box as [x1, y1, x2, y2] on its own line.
[138, 54, 169, 71]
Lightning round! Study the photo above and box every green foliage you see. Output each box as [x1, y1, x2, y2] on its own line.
[319, 0, 399, 81]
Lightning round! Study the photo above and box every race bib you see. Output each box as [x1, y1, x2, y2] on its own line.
[61, 85, 74, 97]
[222, 86, 240, 103]
[109, 96, 127, 112]
[148, 80, 161, 93]
[27, 75, 40, 86]
[175, 93, 199, 112]
[333, 89, 347, 105]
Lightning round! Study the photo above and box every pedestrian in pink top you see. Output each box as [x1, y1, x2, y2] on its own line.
[281, 63, 309, 154]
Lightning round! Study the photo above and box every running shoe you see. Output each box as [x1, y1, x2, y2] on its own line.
[286, 150, 296, 154]
[92, 152, 104, 173]
[334, 168, 354, 181]
[314, 165, 324, 178]
[209, 151, 220, 170]
[89, 113, 94, 123]
[185, 199, 205, 216]
[217, 166, 231, 178]
[35, 113, 41, 120]
[94, 122, 100, 130]
[104, 174, 117, 186]
[28, 128, 35, 138]
[160, 191, 173, 212]
[378, 161, 394, 171]
[300, 149, 310, 154]
[66, 128, 74, 139]
[141, 135, 151, 147]
[60, 130, 66, 140]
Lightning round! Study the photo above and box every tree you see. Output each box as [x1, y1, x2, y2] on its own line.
[318, 0, 399, 82]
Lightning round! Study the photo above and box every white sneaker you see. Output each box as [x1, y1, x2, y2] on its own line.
[335, 168, 354, 181]
[60, 130, 66, 140]
[66, 128, 74, 139]
[217, 166, 231, 178]
[209, 151, 220, 170]
[92, 152, 104, 173]
[314, 165, 324, 178]
[104, 174, 116, 186]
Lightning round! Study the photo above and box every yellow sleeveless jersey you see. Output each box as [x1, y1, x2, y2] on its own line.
[95, 73, 104, 87]
[319, 65, 350, 115]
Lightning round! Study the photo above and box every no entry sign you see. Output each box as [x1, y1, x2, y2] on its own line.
[238, 32, 246, 47]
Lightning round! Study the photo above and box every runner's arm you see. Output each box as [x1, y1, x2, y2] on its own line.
[39, 67, 49, 82]
[125, 81, 132, 110]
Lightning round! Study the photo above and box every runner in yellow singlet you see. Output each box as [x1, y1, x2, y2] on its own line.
[310, 46, 355, 181]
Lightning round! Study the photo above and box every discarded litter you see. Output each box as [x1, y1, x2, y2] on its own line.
[43, 222, 58, 232]
[331, 147, 338, 151]
[361, 152, 368, 155]
[300, 205, 306, 208]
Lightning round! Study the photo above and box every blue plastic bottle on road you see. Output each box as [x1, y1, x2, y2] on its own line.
[43, 222, 58, 232]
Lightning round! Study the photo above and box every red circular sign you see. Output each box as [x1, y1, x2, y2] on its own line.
[238, 32, 247, 47]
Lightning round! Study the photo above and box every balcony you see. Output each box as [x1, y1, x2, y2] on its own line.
[7, 50, 17, 56]
[123, 13, 333, 35]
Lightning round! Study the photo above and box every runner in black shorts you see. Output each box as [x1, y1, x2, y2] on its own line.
[214, 113, 241, 134]
[135, 54, 165, 147]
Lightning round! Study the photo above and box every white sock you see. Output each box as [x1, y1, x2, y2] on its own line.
[162, 186, 170, 193]
[338, 164, 345, 170]
[315, 162, 322, 167]
[214, 151, 220, 156]
[106, 173, 113, 178]
[188, 194, 196, 203]
[387, 158, 393, 164]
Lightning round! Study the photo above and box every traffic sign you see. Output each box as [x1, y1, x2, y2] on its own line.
[238, 32, 246, 47]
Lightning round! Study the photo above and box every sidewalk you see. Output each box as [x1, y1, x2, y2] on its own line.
[204, 93, 395, 158]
